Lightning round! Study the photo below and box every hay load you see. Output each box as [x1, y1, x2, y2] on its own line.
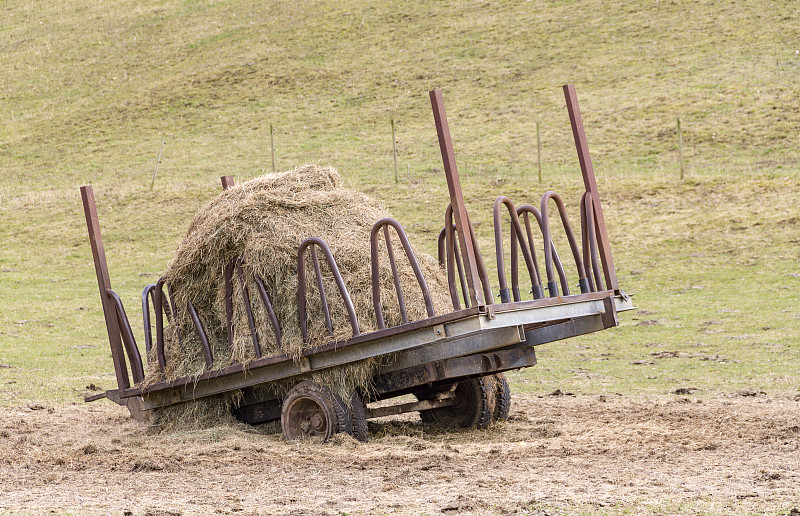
[145, 165, 453, 406]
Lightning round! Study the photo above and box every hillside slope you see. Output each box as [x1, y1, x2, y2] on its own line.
[1, 0, 798, 196]
[0, 1, 798, 406]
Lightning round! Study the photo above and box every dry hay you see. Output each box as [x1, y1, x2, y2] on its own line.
[146, 165, 453, 428]
[149, 392, 242, 433]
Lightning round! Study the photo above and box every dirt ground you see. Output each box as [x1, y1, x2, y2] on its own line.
[1, 393, 799, 515]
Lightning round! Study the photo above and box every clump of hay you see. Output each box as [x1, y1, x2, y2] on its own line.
[149, 393, 241, 433]
[145, 165, 452, 427]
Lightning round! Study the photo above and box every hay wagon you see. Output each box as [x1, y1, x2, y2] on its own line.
[81, 86, 633, 441]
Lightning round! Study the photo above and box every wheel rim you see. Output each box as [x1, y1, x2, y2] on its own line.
[283, 395, 334, 441]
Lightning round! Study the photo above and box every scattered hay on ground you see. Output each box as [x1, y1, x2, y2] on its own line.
[149, 393, 241, 433]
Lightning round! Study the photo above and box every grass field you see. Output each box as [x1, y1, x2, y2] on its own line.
[2, 173, 798, 404]
[1, 1, 799, 514]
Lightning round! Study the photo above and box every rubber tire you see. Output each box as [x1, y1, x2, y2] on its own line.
[331, 392, 354, 436]
[492, 373, 511, 422]
[419, 404, 436, 424]
[418, 377, 495, 429]
[281, 381, 349, 442]
[348, 393, 369, 442]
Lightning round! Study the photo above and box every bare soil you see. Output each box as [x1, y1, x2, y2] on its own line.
[1, 393, 799, 515]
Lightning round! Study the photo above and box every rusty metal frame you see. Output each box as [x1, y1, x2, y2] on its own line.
[563, 84, 619, 293]
[430, 89, 485, 307]
[512, 207, 544, 300]
[540, 191, 590, 297]
[105, 289, 145, 384]
[141, 284, 156, 356]
[441, 204, 493, 308]
[297, 237, 360, 343]
[437, 225, 469, 310]
[236, 259, 262, 358]
[153, 277, 170, 374]
[81, 85, 631, 420]
[186, 300, 213, 370]
[221, 175, 235, 190]
[120, 293, 613, 410]
[80, 186, 130, 391]
[515, 205, 569, 297]
[370, 344, 537, 400]
[580, 192, 605, 292]
[253, 274, 283, 349]
[370, 218, 435, 329]
[493, 196, 539, 303]
[223, 256, 283, 359]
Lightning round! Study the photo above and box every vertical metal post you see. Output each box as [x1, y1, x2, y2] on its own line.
[80, 186, 130, 390]
[536, 121, 542, 183]
[429, 89, 484, 306]
[391, 118, 399, 184]
[562, 84, 619, 292]
[270, 124, 276, 174]
[221, 176, 235, 190]
[677, 116, 685, 180]
[150, 136, 164, 191]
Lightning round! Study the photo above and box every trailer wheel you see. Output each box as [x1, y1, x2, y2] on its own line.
[418, 377, 495, 429]
[348, 393, 369, 442]
[281, 381, 349, 442]
[492, 373, 511, 422]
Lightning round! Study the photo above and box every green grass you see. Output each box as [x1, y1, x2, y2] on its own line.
[2, 0, 800, 197]
[1, 0, 799, 406]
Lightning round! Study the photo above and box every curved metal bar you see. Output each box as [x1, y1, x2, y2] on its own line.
[492, 196, 539, 303]
[516, 206, 568, 299]
[224, 259, 236, 352]
[540, 191, 589, 297]
[372, 225, 404, 329]
[165, 284, 178, 323]
[153, 277, 168, 374]
[186, 300, 213, 370]
[444, 204, 493, 307]
[141, 283, 156, 355]
[310, 246, 333, 336]
[443, 218, 463, 310]
[253, 274, 283, 349]
[384, 225, 408, 325]
[297, 237, 360, 344]
[451, 228, 469, 307]
[511, 211, 543, 299]
[579, 193, 594, 292]
[442, 223, 469, 310]
[236, 259, 262, 358]
[166, 283, 182, 348]
[510, 227, 521, 300]
[466, 211, 493, 305]
[106, 289, 145, 384]
[370, 218, 435, 330]
[437, 227, 447, 269]
[581, 191, 605, 292]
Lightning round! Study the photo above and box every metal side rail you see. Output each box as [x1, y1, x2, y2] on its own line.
[103, 291, 616, 412]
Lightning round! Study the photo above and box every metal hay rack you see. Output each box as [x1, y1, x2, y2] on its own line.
[81, 85, 633, 442]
